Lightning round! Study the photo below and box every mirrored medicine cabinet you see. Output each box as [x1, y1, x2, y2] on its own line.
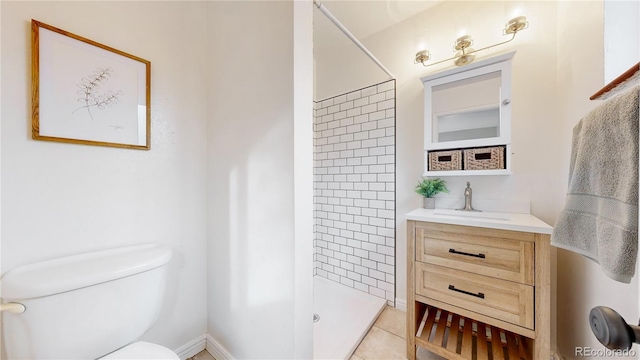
[421, 52, 515, 176]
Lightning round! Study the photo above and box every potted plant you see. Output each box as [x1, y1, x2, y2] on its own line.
[415, 177, 449, 209]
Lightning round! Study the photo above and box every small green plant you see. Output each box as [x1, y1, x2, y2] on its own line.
[415, 178, 449, 198]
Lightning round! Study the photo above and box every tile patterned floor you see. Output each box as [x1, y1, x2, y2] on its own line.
[192, 306, 443, 360]
[352, 306, 445, 360]
[189, 350, 216, 360]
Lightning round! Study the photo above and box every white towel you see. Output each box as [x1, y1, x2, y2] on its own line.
[552, 86, 639, 283]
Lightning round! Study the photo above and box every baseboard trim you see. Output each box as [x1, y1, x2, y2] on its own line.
[206, 334, 234, 360]
[175, 334, 206, 359]
[395, 298, 407, 312]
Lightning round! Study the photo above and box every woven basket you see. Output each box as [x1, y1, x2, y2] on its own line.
[463, 146, 505, 170]
[428, 150, 462, 171]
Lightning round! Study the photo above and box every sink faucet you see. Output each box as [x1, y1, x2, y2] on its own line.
[457, 182, 481, 212]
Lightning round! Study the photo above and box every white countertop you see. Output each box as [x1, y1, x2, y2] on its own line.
[406, 208, 553, 234]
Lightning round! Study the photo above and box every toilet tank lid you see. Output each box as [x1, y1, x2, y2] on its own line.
[1, 244, 172, 300]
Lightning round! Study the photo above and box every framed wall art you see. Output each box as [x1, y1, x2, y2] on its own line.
[32, 19, 151, 150]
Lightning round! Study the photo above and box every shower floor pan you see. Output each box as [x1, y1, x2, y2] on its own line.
[313, 276, 387, 359]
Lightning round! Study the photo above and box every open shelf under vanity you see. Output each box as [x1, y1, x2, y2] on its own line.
[414, 303, 531, 360]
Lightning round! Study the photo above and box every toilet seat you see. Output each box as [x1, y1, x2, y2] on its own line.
[100, 341, 179, 360]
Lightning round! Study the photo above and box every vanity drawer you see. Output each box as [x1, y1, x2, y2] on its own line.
[415, 262, 534, 330]
[415, 223, 534, 285]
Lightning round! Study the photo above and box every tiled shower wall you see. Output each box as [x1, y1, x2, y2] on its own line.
[313, 80, 396, 305]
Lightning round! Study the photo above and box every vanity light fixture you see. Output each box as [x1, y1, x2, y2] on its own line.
[415, 16, 528, 67]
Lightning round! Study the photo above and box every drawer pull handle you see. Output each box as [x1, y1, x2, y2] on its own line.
[449, 248, 486, 259]
[448, 285, 485, 299]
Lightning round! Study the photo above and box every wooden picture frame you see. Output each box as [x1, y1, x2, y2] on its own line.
[32, 19, 151, 150]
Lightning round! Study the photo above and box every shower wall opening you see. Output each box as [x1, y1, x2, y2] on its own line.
[313, 79, 396, 306]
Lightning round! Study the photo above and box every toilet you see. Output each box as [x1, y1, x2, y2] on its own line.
[1, 244, 179, 360]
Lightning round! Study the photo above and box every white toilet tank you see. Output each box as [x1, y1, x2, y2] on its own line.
[1, 244, 172, 360]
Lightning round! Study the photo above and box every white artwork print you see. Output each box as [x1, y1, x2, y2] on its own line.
[37, 27, 147, 146]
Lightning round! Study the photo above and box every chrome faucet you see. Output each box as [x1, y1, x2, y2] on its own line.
[457, 182, 481, 212]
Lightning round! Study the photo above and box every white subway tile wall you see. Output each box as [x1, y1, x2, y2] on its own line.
[313, 80, 396, 305]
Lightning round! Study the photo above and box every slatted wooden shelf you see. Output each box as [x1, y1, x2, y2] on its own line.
[415, 304, 531, 360]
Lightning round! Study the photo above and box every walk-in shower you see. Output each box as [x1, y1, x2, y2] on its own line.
[313, 2, 396, 358]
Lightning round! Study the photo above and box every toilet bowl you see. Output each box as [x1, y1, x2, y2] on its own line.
[1, 244, 178, 360]
[101, 341, 179, 360]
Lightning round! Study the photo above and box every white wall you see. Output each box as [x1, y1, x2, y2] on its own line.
[293, 1, 315, 358]
[556, 2, 639, 358]
[0, 1, 4, 351]
[0, 1, 208, 354]
[604, 0, 639, 83]
[206, 1, 313, 358]
[313, 5, 390, 102]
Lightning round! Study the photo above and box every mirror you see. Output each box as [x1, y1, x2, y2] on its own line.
[422, 52, 513, 152]
[432, 71, 501, 143]
[421, 52, 514, 175]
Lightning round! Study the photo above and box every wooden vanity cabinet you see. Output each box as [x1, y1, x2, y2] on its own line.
[407, 221, 550, 360]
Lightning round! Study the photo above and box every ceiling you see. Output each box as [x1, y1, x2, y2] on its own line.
[313, 0, 441, 52]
